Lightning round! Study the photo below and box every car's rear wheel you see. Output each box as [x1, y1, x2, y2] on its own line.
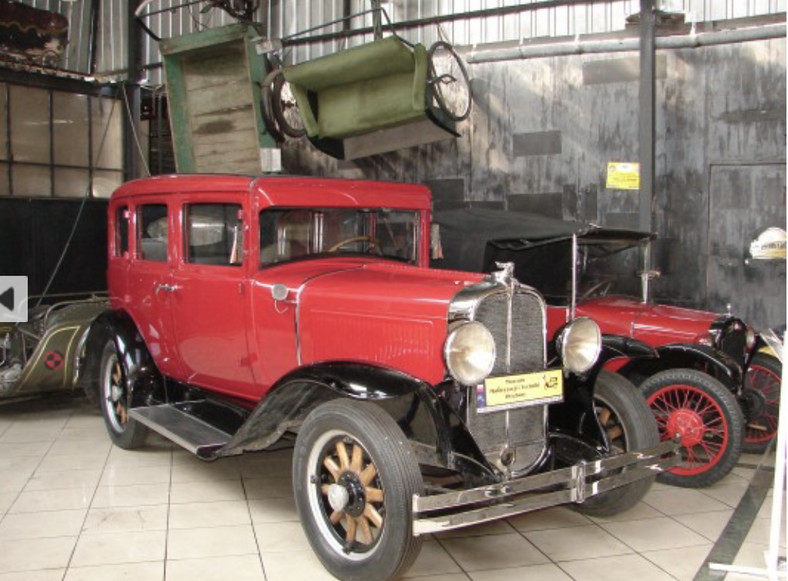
[641, 368, 743, 488]
[99, 340, 149, 449]
[293, 399, 423, 581]
[741, 352, 781, 454]
[575, 370, 659, 517]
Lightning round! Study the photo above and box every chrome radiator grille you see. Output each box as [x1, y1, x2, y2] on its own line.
[474, 290, 545, 375]
[465, 286, 547, 475]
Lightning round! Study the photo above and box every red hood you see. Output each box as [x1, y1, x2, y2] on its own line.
[575, 296, 721, 347]
[257, 258, 485, 384]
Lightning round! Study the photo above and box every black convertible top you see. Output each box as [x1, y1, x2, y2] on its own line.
[432, 207, 653, 272]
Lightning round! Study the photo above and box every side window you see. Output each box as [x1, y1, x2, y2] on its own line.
[260, 209, 313, 266]
[115, 206, 129, 257]
[138, 204, 168, 262]
[185, 203, 243, 266]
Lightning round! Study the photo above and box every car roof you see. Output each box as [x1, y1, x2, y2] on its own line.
[110, 174, 433, 211]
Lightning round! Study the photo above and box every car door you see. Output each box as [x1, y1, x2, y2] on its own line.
[168, 197, 256, 397]
[126, 200, 183, 378]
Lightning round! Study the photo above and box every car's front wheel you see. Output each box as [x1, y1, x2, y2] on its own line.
[293, 399, 423, 581]
[99, 339, 149, 449]
[641, 368, 743, 488]
[575, 370, 659, 517]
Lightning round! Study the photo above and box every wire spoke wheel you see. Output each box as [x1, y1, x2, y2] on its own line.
[642, 369, 743, 488]
[427, 41, 471, 121]
[272, 71, 306, 138]
[741, 353, 781, 453]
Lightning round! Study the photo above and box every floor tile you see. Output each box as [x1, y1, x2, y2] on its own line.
[525, 524, 632, 561]
[507, 506, 592, 532]
[700, 478, 750, 507]
[601, 516, 709, 552]
[169, 479, 247, 504]
[260, 549, 338, 581]
[63, 561, 164, 581]
[82, 504, 168, 534]
[242, 476, 293, 500]
[439, 532, 549, 572]
[743, 516, 786, 548]
[642, 543, 713, 581]
[166, 555, 264, 581]
[254, 521, 311, 553]
[167, 524, 259, 560]
[0, 537, 77, 573]
[558, 553, 676, 581]
[402, 540, 461, 578]
[0, 570, 66, 581]
[170, 456, 241, 483]
[98, 463, 171, 487]
[467, 563, 574, 581]
[0, 508, 86, 540]
[24, 468, 102, 491]
[104, 447, 173, 469]
[436, 519, 515, 538]
[169, 500, 251, 529]
[10, 486, 94, 513]
[70, 530, 166, 566]
[0, 442, 52, 458]
[674, 509, 734, 541]
[643, 487, 732, 515]
[586, 500, 665, 523]
[36, 452, 108, 473]
[90, 483, 170, 508]
[248, 497, 299, 524]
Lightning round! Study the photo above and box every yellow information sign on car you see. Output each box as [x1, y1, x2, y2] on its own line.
[479, 368, 563, 412]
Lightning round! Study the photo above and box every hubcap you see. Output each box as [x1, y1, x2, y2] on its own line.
[666, 409, 704, 447]
[327, 483, 350, 512]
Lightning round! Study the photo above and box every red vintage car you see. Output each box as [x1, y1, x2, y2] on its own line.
[82, 175, 676, 581]
[434, 207, 782, 488]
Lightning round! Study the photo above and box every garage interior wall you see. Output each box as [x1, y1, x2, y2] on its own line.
[0, 0, 784, 330]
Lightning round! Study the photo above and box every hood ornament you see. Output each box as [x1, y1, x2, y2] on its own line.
[491, 261, 515, 285]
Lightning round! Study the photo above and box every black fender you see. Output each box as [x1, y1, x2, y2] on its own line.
[218, 362, 497, 483]
[81, 310, 163, 407]
[599, 334, 657, 366]
[618, 342, 742, 390]
[547, 335, 656, 460]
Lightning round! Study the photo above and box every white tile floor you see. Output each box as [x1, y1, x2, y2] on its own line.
[0, 395, 783, 581]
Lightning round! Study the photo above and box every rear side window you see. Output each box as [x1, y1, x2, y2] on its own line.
[185, 203, 243, 266]
[115, 206, 129, 257]
[138, 204, 168, 262]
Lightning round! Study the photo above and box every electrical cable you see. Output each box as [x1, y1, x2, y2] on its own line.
[35, 97, 119, 307]
[121, 86, 152, 178]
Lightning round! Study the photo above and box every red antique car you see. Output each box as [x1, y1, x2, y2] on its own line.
[434, 207, 782, 488]
[82, 175, 676, 581]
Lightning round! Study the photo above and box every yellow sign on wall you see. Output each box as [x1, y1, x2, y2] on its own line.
[606, 162, 640, 190]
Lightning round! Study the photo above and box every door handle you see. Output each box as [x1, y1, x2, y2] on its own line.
[155, 283, 180, 294]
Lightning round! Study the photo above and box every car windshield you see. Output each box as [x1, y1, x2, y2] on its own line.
[484, 236, 647, 305]
[260, 208, 420, 266]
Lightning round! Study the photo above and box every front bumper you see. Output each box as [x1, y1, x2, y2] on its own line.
[412, 438, 679, 535]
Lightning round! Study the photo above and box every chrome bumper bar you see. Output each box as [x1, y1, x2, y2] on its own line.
[412, 438, 680, 535]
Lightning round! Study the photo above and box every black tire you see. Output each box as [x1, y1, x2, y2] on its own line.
[271, 71, 306, 138]
[575, 370, 659, 517]
[641, 368, 744, 488]
[741, 352, 781, 454]
[293, 400, 423, 581]
[427, 41, 472, 121]
[98, 340, 149, 449]
[261, 69, 285, 142]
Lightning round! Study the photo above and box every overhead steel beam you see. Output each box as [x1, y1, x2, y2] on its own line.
[123, 0, 145, 181]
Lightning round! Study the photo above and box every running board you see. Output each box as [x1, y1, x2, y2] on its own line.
[129, 404, 232, 458]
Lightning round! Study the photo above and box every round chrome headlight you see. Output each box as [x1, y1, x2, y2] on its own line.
[558, 317, 601, 374]
[444, 321, 496, 386]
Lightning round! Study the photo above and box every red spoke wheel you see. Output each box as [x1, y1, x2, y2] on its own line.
[641, 369, 743, 488]
[741, 353, 781, 454]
